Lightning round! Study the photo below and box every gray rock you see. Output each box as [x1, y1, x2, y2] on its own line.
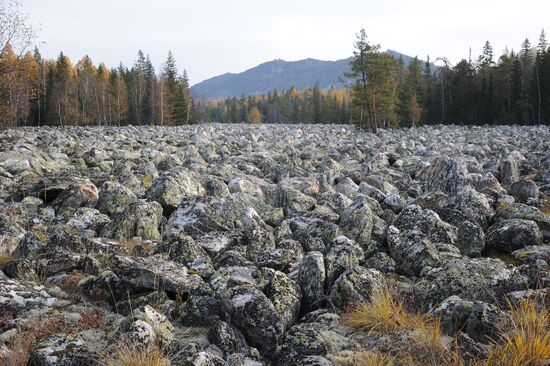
[328, 267, 385, 309]
[414, 257, 528, 307]
[455, 220, 486, 257]
[298, 251, 326, 312]
[486, 219, 542, 253]
[100, 200, 163, 240]
[423, 155, 470, 194]
[509, 179, 539, 203]
[148, 170, 205, 213]
[108, 255, 205, 295]
[97, 180, 137, 216]
[339, 197, 375, 249]
[221, 285, 284, 357]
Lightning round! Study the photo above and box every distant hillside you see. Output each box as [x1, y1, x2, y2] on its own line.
[191, 50, 418, 100]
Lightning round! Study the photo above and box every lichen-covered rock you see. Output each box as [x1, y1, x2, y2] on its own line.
[30, 335, 95, 366]
[108, 254, 204, 295]
[455, 220, 486, 257]
[289, 215, 341, 252]
[124, 305, 174, 345]
[100, 200, 163, 240]
[509, 179, 539, 203]
[393, 205, 457, 244]
[414, 258, 528, 307]
[264, 269, 301, 331]
[486, 219, 542, 253]
[276, 181, 317, 217]
[298, 251, 326, 313]
[339, 197, 375, 248]
[242, 207, 276, 264]
[328, 267, 385, 309]
[493, 203, 550, 241]
[275, 322, 351, 366]
[0, 278, 64, 316]
[147, 170, 205, 213]
[499, 155, 520, 185]
[386, 226, 441, 276]
[155, 232, 210, 267]
[207, 320, 250, 356]
[221, 285, 284, 357]
[423, 155, 470, 194]
[51, 180, 99, 217]
[97, 180, 137, 216]
[323, 236, 364, 287]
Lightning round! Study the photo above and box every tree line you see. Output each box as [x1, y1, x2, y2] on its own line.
[199, 29, 550, 128]
[0, 45, 194, 127]
[195, 86, 351, 124]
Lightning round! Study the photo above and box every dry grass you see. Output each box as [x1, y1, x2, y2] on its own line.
[496, 200, 511, 212]
[0, 333, 34, 366]
[58, 272, 86, 302]
[0, 312, 76, 366]
[343, 287, 462, 366]
[539, 196, 550, 216]
[332, 351, 395, 366]
[80, 308, 105, 330]
[0, 254, 12, 269]
[98, 339, 171, 366]
[343, 287, 432, 335]
[486, 297, 550, 366]
[119, 238, 153, 256]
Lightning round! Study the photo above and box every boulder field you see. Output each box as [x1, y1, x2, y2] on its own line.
[0, 124, 549, 365]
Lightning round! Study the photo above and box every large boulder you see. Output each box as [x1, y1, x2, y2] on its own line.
[509, 179, 539, 203]
[324, 236, 364, 287]
[339, 197, 375, 249]
[423, 156, 470, 194]
[414, 257, 528, 307]
[97, 180, 137, 216]
[486, 219, 543, 253]
[328, 267, 386, 309]
[147, 170, 205, 213]
[242, 207, 276, 264]
[51, 180, 99, 216]
[108, 255, 204, 295]
[298, 251, 326, 313]
[493, 203, 550, 241]
[100, 200, 163, 240]
[221, 285, 284, 357]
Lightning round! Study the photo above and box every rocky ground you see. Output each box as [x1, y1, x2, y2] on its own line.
[0, 123, 549, 365]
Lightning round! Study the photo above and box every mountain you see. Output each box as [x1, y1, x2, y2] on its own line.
[191, 50, 418, 100]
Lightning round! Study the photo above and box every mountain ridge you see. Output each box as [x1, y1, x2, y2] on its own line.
[191, 50, 418, 100]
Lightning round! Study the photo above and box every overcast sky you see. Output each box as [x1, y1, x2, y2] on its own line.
[23, 0, 549, 85]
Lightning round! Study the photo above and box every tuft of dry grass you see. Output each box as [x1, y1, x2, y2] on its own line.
[0, 333, 34, 366]
[0, 312, 76, 366]
[80, 308, 105, 330]
[539, 196, 550, 216]
[119, 238, 153, 256]
[343, 287, 462, 366]
[98, 339, 171, 366]
[343, 287, 430, 335]
[331, 351, 396, 366]
[0, 254, 12, 269]
[486, 297, 550, 366]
